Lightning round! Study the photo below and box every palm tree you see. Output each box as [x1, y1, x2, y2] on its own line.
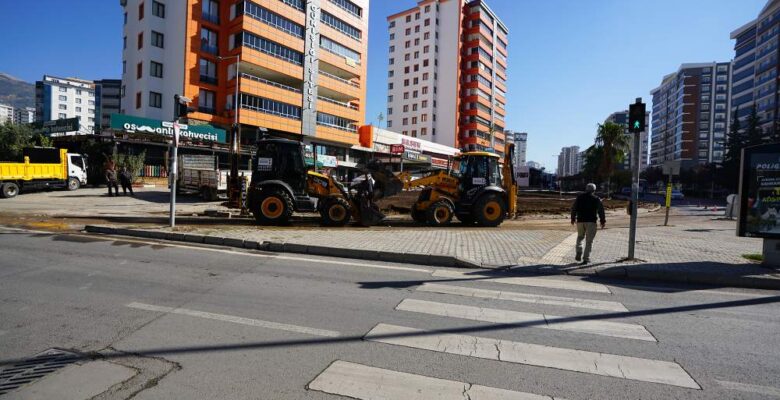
[595, 121, 630, 196]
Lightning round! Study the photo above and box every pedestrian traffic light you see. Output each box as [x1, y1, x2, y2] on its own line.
[629, 101, 646, 133]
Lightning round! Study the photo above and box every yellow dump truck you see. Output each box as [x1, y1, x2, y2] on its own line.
[0, 148, 88, 199]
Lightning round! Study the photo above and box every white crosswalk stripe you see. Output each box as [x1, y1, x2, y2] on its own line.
[417, 283, 628, 312]
[396, 299, 656, 341]
[431, 270, 612, 294]
[364, 324, 700, 389]
[309, 360, 567, 400]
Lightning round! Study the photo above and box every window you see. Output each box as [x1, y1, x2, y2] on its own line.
[330, 0, 362, 18]
[423, 73, 429, 80]
[199, 58, 217, 84]
[389, 58, 394, 65]
[390, 33, 395, 40]
[149, 91, 162, 108]
[320, 36, 361, 62]
[152, 31, 164, 48]
[421, 114, 427, 122]
[136, 62, 142, 79]
[387, 107, 392, 115]
[389, 21, 395, 28]
[421, 128, 427, 135]
[321, 11, 362, 40]
[152, 0, 165, 18]
[406, 15, 411, 22]
[424, 18, 430, 26]
[405, 40, 410, 48]
[58, 104, 67, 110]
[198, 89, 216, 113]
[415, 25, 420, 33]
[423, 59, 429, 67]
[413, 77, 418, 84]
[388, 95, 393, 102]
[76, 98, 82, 104]
[123, 61, 126, 74]
[415, 12, 420, 20]
[405, 53, 410, 61]
[388, 83, 393, 90]
[403, 118, 408, 125]
[411, 130, 417, 137]
[389, 45, 395, 53]
[423, 45, 429, 53]
[202, 0, 219, 24]
[414, 51, 419, 59]
[123, 36, 127, 49]
[151, 61, 163, 78]
[404, 92, 409, 99]
[88, 117, 95, 123]
[413, 64, 419, 72]
[425, 5, 430, 12]
[424, 32, 430, 40]
[421, 100, 428, 108]
[414, 38, 420, 45]
[76, 107, 82, 112]
[404, 66, 410, 73]
[387, 121, 393, 128]
[200, 28, 218, 54]
[403, 105, 409, 112]
[412, 104, 417, 111]
[404, 79, 409, 87]
[388, 70, 394, 77]
[58, 113, 66, 119]
[413, 90, 418, 98]
[124, 12, 127, 24]
[422, 87, 428, 94]
[138, 2, 144, 19]
[135, 92, 141, 109]
[137, 32, 143, 49]
[244, 2, 304, 37]
[88, 100, 95, 106]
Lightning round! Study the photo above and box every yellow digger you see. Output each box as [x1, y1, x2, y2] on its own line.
[388, 142, 517, 227]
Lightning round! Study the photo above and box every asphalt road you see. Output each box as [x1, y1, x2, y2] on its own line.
[1, 228, 779, 399]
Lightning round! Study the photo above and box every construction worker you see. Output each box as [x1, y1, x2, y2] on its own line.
[570, 183, 606, 264]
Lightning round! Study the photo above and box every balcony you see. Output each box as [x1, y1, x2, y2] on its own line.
[319, 70, 359, 88]
[318, 95, 359, 110]
[242, 73, 301, 93]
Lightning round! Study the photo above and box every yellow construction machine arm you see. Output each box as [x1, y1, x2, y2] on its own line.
[503, 142, 517, 216]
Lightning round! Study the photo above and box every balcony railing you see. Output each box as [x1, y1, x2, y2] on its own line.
[318, 95, 359, 110]
[319, 70, 360, 88]
[241, 73, 301, 93]
[316, 120, 357, 132]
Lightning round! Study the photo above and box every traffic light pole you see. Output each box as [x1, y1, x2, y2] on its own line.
[628, 98, 644, 260]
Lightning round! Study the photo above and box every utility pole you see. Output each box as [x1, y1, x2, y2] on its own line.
[627, 98, 645, 260]
[171, 95, 193, 228]
[218, 55, 242, 208]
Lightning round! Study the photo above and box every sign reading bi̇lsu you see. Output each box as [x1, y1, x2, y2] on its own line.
[738, 143, 780, 238]
[110, 114, 226, 143]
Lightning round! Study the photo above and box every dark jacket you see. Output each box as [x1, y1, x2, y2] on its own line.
[571, 192, 606, 224]
[119, 170, 133, 185]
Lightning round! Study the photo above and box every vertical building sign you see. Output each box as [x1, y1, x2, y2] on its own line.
[301, 0, 321, 137]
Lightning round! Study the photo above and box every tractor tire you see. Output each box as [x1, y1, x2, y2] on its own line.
[473, 193, 507, 227]
[411, 205, 426, 224]
[67, 177, 80, 191]
[426, 200, 454, 226]
[253, 189, 294, 225]
[1, 182, 19, 199]
[320, 197, 351, 227]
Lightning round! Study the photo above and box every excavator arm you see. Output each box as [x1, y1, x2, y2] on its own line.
[503, 142, 517, 216]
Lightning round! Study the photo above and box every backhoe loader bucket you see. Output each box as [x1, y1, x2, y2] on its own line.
[350, 173, 386, 227]
[366, 160, 404, 200]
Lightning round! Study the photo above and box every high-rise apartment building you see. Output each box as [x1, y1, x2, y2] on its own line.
[0, 104, 13, 124]
[505, 130, 526, 167]
[121, 0, 369, 152]
[605, 110, 649, 171]
[557, 145, 580, 177]
[650, 62, 731, 169]
[95, 79, 123, 131]
[35, 75, 97, 135]
[385, 0, 508, 154]
[14, 107, 35, 125]
[730, 0, 780, 134]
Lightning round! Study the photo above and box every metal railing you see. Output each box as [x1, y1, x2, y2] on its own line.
[241, 73, 301, 93]
[317, 95, 359, 110]
[319, 70, 360, 87]
[316, 121, 357, 132]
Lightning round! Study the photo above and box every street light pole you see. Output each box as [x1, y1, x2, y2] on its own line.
[218, 55, 242, 208]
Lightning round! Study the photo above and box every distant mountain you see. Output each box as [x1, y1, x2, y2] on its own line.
[0, 73, 35, 109]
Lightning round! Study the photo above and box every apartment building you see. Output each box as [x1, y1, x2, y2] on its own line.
[505, 130, 526, 167]
[0, 104, 13, 124]
[95, 79, 123, 131]
[557, 145, 580, 177]
[120, 0, 369, 158]
[650, 62, 731, 169]
[605, 110, 649, 171]
[35, 75, 97, 135]
[385, 0, 508, 154]
[14, 107, 35, 124]
[730, 0, 780, 134]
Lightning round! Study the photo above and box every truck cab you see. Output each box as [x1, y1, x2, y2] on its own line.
[67, 153, 88, 189]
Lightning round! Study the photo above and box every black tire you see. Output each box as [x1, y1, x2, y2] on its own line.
[320, 197, 351, 226]
[457, 214, 475, 225]
[253, 189, 294, 225]
[411, 205, 426, 224]
[426, 200, 454, 226]
[1, 182, 19, 199]
[473, 193, 506, 227]
[67, 177, 80, 191]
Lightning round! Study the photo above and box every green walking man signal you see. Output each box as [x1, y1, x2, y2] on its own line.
[629, 100, 646, 133]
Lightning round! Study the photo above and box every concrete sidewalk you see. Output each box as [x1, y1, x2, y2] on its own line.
[84, 207, 780, 290]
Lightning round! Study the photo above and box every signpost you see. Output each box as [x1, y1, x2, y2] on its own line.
[38, 118, 80, 136]
[627, 98, 646, 260]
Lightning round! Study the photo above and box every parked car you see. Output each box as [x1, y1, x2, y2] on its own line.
[671, 189, 685, 200]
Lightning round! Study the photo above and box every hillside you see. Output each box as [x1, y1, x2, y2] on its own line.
[0, 73, 35, 109]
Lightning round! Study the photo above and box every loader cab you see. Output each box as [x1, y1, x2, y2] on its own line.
[252, 138, 308, 195]
[453, 152, 503, 197]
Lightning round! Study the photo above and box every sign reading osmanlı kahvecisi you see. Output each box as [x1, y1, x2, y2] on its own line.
[37, 118, 80, 135]
[110, 114, 227, 143]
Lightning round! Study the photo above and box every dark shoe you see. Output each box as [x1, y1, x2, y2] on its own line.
[575, 254, 582, 262]
[580, 259, 590, 265]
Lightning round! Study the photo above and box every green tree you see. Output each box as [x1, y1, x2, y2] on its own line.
[745, 103, 763, 147]
[594, 121, 630, 196]
[0, 122, 52, 161]
[112, 149, 146, 183]
[581, 144, 603, 181]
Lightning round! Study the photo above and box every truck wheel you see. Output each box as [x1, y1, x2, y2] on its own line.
[253, 189, 293, 225]
[473, 194, 506, 227]
[1, 182, 19, 199]
[320, 197, 351, 226]
[426, 200, 454, 226]
[67, 177, 80, 191]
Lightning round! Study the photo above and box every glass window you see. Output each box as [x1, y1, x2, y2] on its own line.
[149, 91, 162, 108]
[59, 95, 67, 101]
[198, 89, 216, 114]
[242, 31, 303, 65]
[321, 10, 362, 40]
[59, 87, 67, 92]
[136, 62, 143, 79]
[202, 0, 219, 24]
[200, 28, 218, 54]
[76, 107, 82, 112]
[240, 93, 302, 119]
[138, 2, 144, 19]
[150, 61, 163, 78]
[76, 98, 82, 104]
[200, 58, 217, 84]
[320, 36, 361, 63]
[137, 32, 143, 49]
[135, 92, 141, 109]
[330, 0, 362, 18]
[58, 113, 67, 119]
[244, 2, 303, 37]
[152, 0, 165, 18]
[152, 31, 164, 48]
[58, 104, 67, 110]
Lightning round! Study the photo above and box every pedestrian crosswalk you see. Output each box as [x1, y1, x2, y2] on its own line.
[308, 268, 702, 399]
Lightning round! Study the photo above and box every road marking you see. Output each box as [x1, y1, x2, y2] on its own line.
[715, 379, 780, 397]
[309, 360, 564, 400]
[418, 283, 628, 312]
[539, 233, 578, 265]
[616, 283, 776, 298]
[432, 270, 611, 294]
[72, 233, 431, 274]
[127, 302, 340, 337]
[396, 299, 654, 342]
[365, 324, 699, 389]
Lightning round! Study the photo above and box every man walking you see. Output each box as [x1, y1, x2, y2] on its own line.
[571, 183, 606, 264]
[104, 159, 119, 197]
[119, 166, 134, 196]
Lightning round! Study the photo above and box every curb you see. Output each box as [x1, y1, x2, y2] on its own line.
[83, 225, 483, 269]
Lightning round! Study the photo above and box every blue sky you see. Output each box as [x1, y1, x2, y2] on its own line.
[0, 0, 767, 169]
